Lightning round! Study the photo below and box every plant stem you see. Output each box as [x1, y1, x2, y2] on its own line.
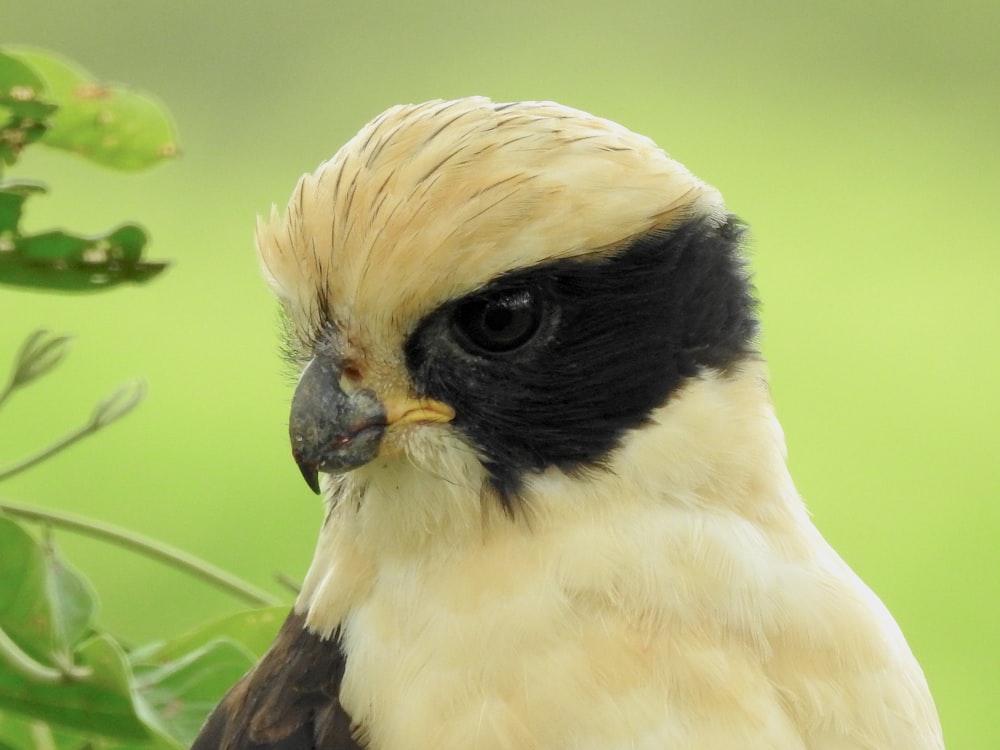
[274, 571, 301, 595]
[0, 423, 95, 482]
[0, 380, 145, 483]
[0, 381, 14, 411]
[0, 501, 282, 608]
[0, 626, 90, 683]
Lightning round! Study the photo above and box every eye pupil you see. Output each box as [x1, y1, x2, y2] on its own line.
[455, 289, 543, 353]
[484, 306, 514, 333]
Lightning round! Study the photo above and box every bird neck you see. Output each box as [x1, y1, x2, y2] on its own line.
[295, 358, 811, 637]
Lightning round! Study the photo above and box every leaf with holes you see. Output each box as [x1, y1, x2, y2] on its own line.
[4, 47, 178, 171]
[0, 48, 171, 292]
[0, 180, 45, 234]
[0, 219, 167, 291]
[0, 51, 57, 167]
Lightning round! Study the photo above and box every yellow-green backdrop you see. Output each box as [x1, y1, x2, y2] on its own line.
[1, 2, 996, 746]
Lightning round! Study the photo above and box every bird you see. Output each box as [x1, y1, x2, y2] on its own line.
[191, 97, 944, 749]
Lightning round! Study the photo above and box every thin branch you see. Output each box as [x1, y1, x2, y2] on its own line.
[0, 369, 18, 411]
[0, 422, 95, 483]
[0, 330, 73, 412]
[274, 571, 301, 596]
[0, 380, 145, 483]
[0, 500, 282, 608]
[0, 381, 13, 411]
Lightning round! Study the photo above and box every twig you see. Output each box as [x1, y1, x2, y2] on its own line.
[0, 500, 282, 608]
[274, 571, 301, 595]
[0, 423, 99, 483]
[0, 380, 145, 482]
[0, 330, 73, 412]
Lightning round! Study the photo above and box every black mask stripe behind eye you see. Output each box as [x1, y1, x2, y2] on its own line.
[404, 213, 757, 508]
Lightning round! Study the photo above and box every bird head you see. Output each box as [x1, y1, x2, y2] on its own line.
[197, 100, 943, 750]
[257, 97, 757, 521]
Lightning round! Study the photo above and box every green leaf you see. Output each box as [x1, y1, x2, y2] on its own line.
[0, 516, 97, 670]
[0, 714, 36, 750]
[0, 181, 167, 294]
[133, 606, 287, 664]
[16, 225, 147, 263]
[0, 516, 273, 746]
[0, 516, 56, 664]
[0, 51, 46, 97]
[0, 48, 172, 292]
[125, 607, 286, 745]
[0, 633, 151, 741]
[0, 219, 168, 292]
[0, 710, 175, 750]
[0, 714, 98, 750]
[45, 548, 98, 660]
[0, 701, 181, 750]
[133, 639, 254, 747]
[4, 48, 178, 172]
[0, 180, 46, 234]
[0, 516, 180, 747]
[0, 51, 58, 167]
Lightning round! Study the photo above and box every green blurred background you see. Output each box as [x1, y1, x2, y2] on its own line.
[1, 1, 996, 746]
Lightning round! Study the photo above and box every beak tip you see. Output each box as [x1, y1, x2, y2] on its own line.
[295, 458, 322, 495]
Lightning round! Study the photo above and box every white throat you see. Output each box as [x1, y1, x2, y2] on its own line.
[292, 360, 936, 749]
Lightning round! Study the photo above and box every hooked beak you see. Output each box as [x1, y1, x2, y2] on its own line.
[288, 356, 454, 494]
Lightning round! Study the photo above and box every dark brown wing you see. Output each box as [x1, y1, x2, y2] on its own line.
[191, 610, 362, 750]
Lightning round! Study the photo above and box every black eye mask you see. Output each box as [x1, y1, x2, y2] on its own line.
[404, 213, 757, 509]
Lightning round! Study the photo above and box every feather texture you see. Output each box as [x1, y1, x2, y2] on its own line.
[192, 612, 359, 750]
[195, 98, 944, 749]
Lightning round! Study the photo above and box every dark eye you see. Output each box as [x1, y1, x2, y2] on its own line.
[453, 288, 544, 353]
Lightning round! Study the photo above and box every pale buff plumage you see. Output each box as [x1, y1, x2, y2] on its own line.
[255, 97, 944, 749]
